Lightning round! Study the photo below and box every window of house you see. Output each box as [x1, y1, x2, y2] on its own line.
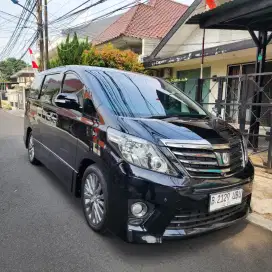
[40, 74, 62, 104]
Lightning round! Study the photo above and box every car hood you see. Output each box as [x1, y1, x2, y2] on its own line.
[116, 116, 240, 145]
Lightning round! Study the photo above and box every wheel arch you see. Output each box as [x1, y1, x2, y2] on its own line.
[75, 158, 96, 198]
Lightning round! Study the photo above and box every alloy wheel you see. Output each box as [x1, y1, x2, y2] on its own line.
[83, 173, 105, 226]
[28, 135, 35, 161]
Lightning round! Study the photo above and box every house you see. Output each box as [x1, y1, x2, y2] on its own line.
[93, 0, 188, 58]
[7, 67, 35, 109]
[144, 0, 272, 82]
[143, 0, 272, 146]
[48, 15, 122, 59]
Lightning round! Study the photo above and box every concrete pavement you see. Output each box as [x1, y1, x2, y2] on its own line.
[0, 109, 272, 272]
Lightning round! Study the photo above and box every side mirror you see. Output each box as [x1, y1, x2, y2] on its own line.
[55, 93, 81, 111]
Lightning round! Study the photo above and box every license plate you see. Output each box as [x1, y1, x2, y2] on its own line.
[209, 189, 243, 212]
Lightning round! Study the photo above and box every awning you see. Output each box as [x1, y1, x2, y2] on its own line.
[187, 0, 272, 31]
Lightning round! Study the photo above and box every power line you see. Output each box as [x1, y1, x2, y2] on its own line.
[0, 0, 37, 60]
[50, 0, 108, 24]
[49, 0, 146, 39]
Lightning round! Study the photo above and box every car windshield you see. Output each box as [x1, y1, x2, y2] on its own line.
[86, 70, 208, 118]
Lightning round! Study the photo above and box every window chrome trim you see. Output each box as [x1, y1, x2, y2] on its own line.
[33, 138, 78, 173]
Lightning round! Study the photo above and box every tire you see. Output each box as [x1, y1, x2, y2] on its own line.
[81, 164, 109, 233]
[27, 132, 40, 165]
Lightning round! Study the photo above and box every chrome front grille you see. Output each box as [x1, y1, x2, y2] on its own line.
[162, 138, 245, 179]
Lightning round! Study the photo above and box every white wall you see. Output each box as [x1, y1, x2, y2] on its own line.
[142, 38, 161, 57]
[156, 0, 238, 59]
[175, 29, 252, 56]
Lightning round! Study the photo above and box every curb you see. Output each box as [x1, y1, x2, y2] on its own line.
[247, 213, 272, 232]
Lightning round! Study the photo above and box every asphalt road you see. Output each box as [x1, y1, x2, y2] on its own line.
[0, 109, 272, 272]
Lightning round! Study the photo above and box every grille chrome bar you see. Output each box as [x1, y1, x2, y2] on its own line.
[173, 151, 216, 158]
[179, 159, 218, 166]
[186, 167, 232, 173]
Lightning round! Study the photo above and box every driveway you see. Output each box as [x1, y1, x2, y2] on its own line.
[0, 109, 271, 272]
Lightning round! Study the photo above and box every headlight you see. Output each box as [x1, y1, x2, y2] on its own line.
[107, 128, 178, 175]
[242, 135, 249, 166]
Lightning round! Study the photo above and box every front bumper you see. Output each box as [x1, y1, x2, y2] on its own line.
[127, 197, 250, 243]
[123, 161, 254, 244]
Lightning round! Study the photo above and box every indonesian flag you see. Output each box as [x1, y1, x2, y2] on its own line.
[28, 48, 39, 71]
[206, 0, 216, 9]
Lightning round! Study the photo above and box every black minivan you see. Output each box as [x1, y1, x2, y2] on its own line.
[24, 66, 254, 243]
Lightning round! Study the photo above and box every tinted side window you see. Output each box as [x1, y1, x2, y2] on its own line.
[83, 92, 97, 118]
[29, 75, 44, 99]
[62, 73, 84, 93]
[40, 74, 62, 104]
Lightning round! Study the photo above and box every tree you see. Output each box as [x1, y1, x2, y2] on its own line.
[49, 33, 89, 68]
[0, 58, 28, 81]
[82, 44, 144, 73]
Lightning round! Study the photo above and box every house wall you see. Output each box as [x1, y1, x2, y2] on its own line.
[17, 76, 34, 86]
[175, 29, 252, 56]
[142, 38, 161, 57]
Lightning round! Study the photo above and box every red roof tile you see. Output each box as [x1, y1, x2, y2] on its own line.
[93, 0, 188, 45]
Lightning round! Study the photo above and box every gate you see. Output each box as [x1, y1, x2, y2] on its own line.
[177, 73, 272, 169]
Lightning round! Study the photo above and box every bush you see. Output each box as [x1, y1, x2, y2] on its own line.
[1, 100, 12, 110]
[49, 35, 145, 73]
[82, 44, 144, 73]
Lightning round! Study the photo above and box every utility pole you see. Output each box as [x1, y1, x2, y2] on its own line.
[37, 0, 44, 71]
[44, 0, 49, 70]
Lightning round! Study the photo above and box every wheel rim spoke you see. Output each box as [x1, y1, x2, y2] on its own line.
[97, 194, 104, 201]
[93, 203, 100, 222]
[94, 184, 102, 195]
[97, 199, 104, 208]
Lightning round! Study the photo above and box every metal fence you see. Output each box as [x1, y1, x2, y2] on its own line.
[174, 72, 272, 169]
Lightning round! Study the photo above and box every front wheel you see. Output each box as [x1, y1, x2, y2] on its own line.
[28, 132, 40, 165]
[81, 164, 109, 233]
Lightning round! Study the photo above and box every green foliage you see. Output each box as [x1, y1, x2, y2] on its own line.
[0, 58, 28, 80]
[50, 33, 89, 68]
[168, 77, 188, 83]
[82, 43, 144, 73]
[49, 57, 61, 69]
[49, 35, 144, 73]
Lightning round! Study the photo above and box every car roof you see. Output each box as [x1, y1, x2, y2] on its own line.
[38, 65, 145, 77]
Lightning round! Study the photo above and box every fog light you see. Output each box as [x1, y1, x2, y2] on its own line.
[131, 202, 148, 218]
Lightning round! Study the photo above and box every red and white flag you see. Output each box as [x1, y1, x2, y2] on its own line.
[206, 0, 216, 9]
[28, 48, 39, 72]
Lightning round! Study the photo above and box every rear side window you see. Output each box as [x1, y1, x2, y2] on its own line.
[29, 74, 44, 99]
[40, 74, 62, 104]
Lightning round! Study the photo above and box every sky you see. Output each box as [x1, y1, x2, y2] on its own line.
[0, 0, 195, 62]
